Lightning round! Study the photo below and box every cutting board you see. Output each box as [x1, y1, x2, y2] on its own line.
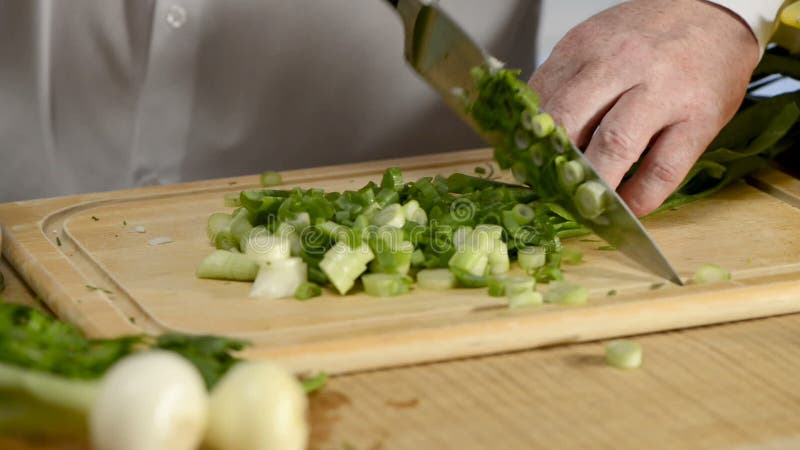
[2, 149, 800, 375]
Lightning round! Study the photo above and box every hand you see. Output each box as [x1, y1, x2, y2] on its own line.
[530, 0, 759, 215]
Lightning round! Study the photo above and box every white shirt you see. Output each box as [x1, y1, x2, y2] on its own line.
[0, 0, 783, 202]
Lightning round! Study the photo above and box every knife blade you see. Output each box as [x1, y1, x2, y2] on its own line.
[384, 0, 683, 285]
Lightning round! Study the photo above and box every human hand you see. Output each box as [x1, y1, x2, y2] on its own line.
[530, 0, 760, 215]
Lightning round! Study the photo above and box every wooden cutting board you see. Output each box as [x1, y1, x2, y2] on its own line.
[2, 149, 800, 375]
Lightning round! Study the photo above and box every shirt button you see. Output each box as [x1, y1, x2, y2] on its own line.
[165, 4, 187, 28]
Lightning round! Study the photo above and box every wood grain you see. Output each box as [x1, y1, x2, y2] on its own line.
[2, 149, 800, 375]
[3, 261, 800, 450]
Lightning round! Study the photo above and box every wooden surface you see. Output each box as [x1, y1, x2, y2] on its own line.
[2, 149, 800, 375]
[4, 257, 800, 450]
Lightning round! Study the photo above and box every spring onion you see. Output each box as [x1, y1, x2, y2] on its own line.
[543, 282, 589, 305]
[294, 282, 322, 300]
[361, 273, 412, 297]
[518, 246, 546, 272]
[250, 258, 307, 299]
[196, 250, 259, 281]
[487, 275, 508, 297]
[508, 290, 544, 308]
[416, 268, 457, 290]
[574, 181, 607, 220]
[319, 242, 374, 295]
[693, 264, 732, 284]
[260, 171, 283, 187]
[605, 340, 643, 369]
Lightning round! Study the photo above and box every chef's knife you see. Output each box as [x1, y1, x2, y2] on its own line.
[383, 0, 683, 285]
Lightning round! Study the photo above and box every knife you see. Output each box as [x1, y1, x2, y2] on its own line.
[383, 0, 683, 285]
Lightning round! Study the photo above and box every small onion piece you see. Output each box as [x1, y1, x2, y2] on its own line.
[605, 340, 643, 369]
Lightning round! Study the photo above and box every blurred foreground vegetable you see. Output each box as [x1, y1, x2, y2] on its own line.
[0, 303, 313, 449]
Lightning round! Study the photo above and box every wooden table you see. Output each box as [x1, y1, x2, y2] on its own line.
[3, 251, 800, 450]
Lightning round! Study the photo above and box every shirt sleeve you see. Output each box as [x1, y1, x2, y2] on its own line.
[704, 0, 787, 51]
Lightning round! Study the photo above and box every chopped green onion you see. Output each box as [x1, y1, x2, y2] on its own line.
[605, 340, 642, 369]
[301, 372, 328, 394]
[488, 240, 510, 275]
[416, 269, 456, 290]
[196, 250, 259, 281]
[518, 246, 546, 272]
[694, 264, 731, 284]
[530, 113, 555, 138]
[410, 249, 426, 267]
[381, 167, 404, 191]
[207, 212, 233, 242]
[250, 257, 307, 299]
[294, 282, 322, 300]
[402, 200, 428, 225]
[371, 240, 414, 276]
[361, 273, 411, 297]
[213, 231, 237, 251]
[243, 228, 291, 263]
[487, 275, 508, 297]
[543, 282, 589, 305]
[450, 267, 490, 288]
[557, 159, 585, 193]
[371, 204, 405, 229]
[508, 290, 543, 309]
[260, 171, 282, 187]
[448, 247, 489, 278]
[574, 181, 608, 220]
[504, 275, 536, 295]
[319, 242, 374, 295]
[510, 204, 534, 225]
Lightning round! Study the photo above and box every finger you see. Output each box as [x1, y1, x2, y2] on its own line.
[618, 121, 717, 216]
[528, 43, 585, 106]
[541, 62, 634, 147]
[582, 85, 674, 188]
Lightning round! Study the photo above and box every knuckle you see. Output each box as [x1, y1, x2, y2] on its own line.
[594, 127, 638, 163]
[646, 159, 683, 186]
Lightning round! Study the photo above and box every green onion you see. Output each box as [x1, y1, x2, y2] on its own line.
[504, 275, 536, 294]
[250, 257, 307, 299]
[410, 249, 426, 267]
[487, 275, 508, 297]
[693, 264, 731, 284]
[557, 159, 585, 193]
[510, 204, 534, 225]
[196, 250, 259, 281]
[381, 167, 404, 191]
[213, 231, 238, 251]
[574, 181, 608, 220]
[294, 282, 322, 300]
[605, 340, 642, 369]
[371, 204, 405, 229]
[319, 242, 374, 295]
[530, 113, 555, 138]
[450, 267, 490, 288]
[518, 246, 546, 272]
[301, 372, 328, 394]
[371, 240, 415, 276]
[487, 240, 510, 275]
[416, 269, 457, 290]
[260, 171, 283, 187]
[207, 212, 233, 242]
[361, 273, 411, 297]
[508, 290, 543, 309]
[242, 228, 291, 263]
[543, 282, 589, 305]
